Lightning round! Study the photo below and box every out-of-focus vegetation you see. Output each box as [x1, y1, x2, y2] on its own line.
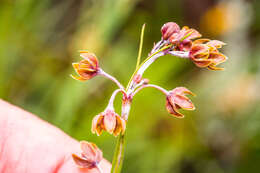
[1, 0, 260, 172]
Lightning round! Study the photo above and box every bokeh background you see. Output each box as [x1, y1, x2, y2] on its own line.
[1, 0, 260, 172]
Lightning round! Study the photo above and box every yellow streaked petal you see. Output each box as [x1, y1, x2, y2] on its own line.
[70, 74, 87, 81]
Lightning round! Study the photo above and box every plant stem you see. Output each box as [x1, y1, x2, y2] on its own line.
[132, 84, 168, 96]
[111, 44, 171, 173]
[111, 133, 126, 173]
[99, 69, 125, 90]
[168, 51, 189, 58]
[126, 45, 171, 94]
[111, 83, 132, 173]
[107, 89, 125, 108]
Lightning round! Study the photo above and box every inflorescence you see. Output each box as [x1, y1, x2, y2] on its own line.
[71, 22, 228, 173]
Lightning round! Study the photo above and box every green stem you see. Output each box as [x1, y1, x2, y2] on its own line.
[111, 99, 130, 173]
[111, 38, 172, 173]
[111, 133, 126, 173]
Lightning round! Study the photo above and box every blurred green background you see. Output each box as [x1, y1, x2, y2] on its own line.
[1, 0, 260, 172]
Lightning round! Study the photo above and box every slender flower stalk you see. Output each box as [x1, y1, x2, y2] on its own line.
[126, 45, 171, 95]
[107, 89, 126, 108]
[168, 51, 190, 59]
[71, 22, 228, 173]
[99, 69, 125, 90]
[132, 84, 169, 96]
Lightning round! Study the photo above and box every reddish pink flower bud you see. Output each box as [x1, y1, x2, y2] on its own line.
[189, 44, 212, 68]
[169, 26, 201, 45]
[169, 26, 201, 52]
[207, 52, 227, 70]
[92, 109, 126, 137]
[189, 39, 227, 70]
[161, 22, 180, 40]
[71, 51, 99, 81]
[72, 141, 103, 169]
[181, 26, 201, 40]
[176, 39, 192, 51]
[166, 87, 195, 118]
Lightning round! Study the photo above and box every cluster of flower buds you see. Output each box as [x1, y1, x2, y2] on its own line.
[72, 141, 103, 169]
[161, 22, 227, 70]
[92, 109, 126, 137]
[71, 21, 228, 172]
[166, 87, 195, 118]
[189, 39, 227, 70]
[71, 51, 100, 81]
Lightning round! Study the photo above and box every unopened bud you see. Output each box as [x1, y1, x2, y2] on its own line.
[161, 22, 180, 40]
[71, 51, 100, 81]
[166, 87, 195, 118]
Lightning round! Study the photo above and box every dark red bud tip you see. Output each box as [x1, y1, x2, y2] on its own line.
[161, 22, 180, 40]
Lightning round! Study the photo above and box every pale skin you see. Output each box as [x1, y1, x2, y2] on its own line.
[0, 99, 111, 173]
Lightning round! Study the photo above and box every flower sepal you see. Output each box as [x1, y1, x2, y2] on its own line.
[92, 109, 126, 137]
[189, 39, 227, 70]
[72, 141, 103, 169]
[71, 51, 100, 81]
[166, 87, 195, 118]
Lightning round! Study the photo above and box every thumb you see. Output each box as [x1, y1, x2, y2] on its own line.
[0, 99, 111, 173]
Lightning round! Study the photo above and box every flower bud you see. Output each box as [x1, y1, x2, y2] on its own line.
[72, 141, 103, 169]
[176, 39, 192, 51]
[166, 87, 195, 118]
[189, 39, 227, 70]
[71, 51, 99, 81]
[189, 44, 212, 68]
[169, 26, 201, 45]
[161, 22, 180, 40]
[92, 109, 126, 137]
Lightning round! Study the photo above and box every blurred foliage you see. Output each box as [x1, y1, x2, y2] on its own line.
[1, 0, 260, 172]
